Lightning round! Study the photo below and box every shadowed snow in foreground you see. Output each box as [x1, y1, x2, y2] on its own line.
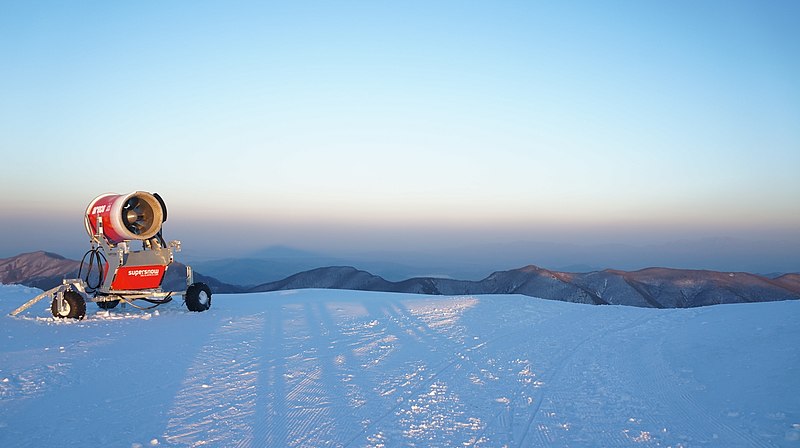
[1, 285, 798, 447]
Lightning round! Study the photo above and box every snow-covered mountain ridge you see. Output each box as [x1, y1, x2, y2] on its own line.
[3, 251, 799, 308]
[251, 265, 800, 308]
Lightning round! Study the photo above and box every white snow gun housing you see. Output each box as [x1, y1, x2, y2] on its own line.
[10, 191, 212, 319]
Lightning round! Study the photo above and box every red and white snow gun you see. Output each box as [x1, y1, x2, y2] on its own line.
[10, 191, 212, 319]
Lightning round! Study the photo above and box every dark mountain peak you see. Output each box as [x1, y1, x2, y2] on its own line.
[483, 265, 550, 281]
[514, 264, 546, 273]
[1, 250, 80, 269]
[305, 265, 364, 275]
[3, 250, 67, 262]
[623, 267, 772, 284]
[605, 267, 688, 276]
[771, 273, 800, 294]
[41, 251, 67, 260]
[250, 265, 390, 293]
[0, 251, 81, 290]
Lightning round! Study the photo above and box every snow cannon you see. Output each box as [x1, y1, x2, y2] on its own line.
[9, 191, 212, 320]
[85, 191, 165, 244]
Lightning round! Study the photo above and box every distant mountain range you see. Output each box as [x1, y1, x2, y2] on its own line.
[2, 251, 799, 309]
[249, 265, 800, 308]
[183, 239, 800, 286]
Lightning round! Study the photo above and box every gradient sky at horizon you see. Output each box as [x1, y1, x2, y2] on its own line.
[1, 1, 799, 270]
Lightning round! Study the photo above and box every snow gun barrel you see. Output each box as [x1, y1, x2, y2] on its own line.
[84, 191, 167, 243]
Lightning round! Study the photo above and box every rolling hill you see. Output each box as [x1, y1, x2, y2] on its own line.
[3, 251, 798, 309]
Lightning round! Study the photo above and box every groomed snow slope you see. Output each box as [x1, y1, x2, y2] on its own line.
[1, 285, 798, 447]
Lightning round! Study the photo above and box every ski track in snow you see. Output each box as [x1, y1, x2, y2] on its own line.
[1, 284, 799, 447]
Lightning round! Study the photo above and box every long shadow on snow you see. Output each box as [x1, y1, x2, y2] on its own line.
[158, 302, 267, 447]
[0, 304, 230, 447]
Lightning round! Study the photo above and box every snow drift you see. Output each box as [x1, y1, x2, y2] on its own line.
[1, 284, 798, 447]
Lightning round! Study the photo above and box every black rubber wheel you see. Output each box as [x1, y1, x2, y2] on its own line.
[51, 291, 86, 320]
[185, 282, 212, 312]
[97, 300, 120, 310]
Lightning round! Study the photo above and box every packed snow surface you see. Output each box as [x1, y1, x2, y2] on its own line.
[1, 284, 799, 447]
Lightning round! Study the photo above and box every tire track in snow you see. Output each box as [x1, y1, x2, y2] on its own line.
[374, 301, 516, 443]
[249, 300, 357, 447]
[620, 312, 776, 448]
[452, 304, 603, 447]
[250, 302, 330, 448]
[250, 304, 286, 447]
[344, 296, 558, 447]
[378, 299, 512, 446]
[516, 311, 654, 447]
[163, 314, 265, 447]
[341, 297, 485, 447]
[0, 341, 99, 400]
[539, 313, 695, 447]
[282, 301, 363, 446]
[515, 308, 778, 448]
[1, 319, 120, 402]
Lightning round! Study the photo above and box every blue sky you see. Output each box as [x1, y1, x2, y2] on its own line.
[1, 1, 798, 271]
